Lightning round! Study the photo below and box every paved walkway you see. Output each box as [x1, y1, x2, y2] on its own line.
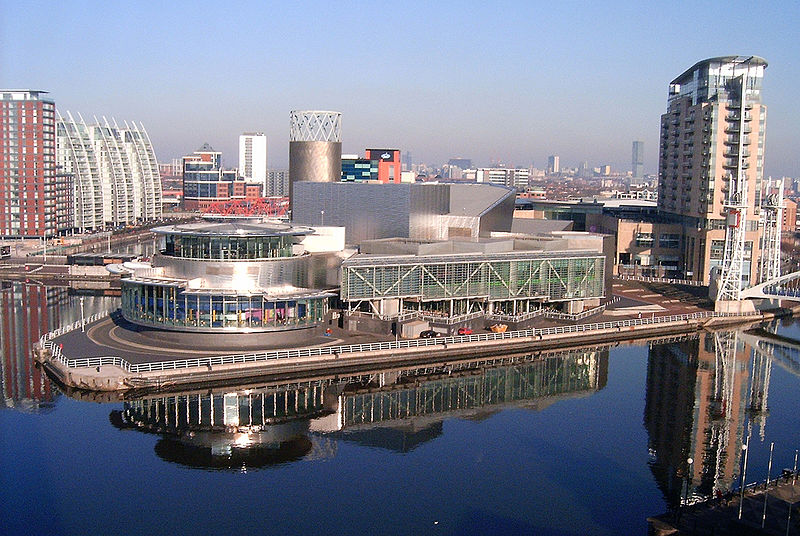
[54, 314, 395, 364]
[52, 279, 716, 366]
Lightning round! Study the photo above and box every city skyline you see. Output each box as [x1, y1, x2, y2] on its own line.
[3, 1, 798, 176]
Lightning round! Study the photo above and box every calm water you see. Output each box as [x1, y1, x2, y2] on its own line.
[2, 281, 800, 536]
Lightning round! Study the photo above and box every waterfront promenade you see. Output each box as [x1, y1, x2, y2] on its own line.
[34, 279, 800, 394]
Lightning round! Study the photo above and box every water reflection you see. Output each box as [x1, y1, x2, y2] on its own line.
[0, 282, 65, 411]
[644, 324, 796, 510]
[0, 282, 119, 412]
[110, 348, 609, 470]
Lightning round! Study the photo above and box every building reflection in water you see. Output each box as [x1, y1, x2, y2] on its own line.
[110, 347, 609, 470]
[644, 328, 776, 510]
[0, 282, 67, 412]
[0, 282, 115, 412]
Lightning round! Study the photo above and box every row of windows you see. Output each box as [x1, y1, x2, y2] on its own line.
[634, 232, 680, 249]
[164, 233, 295, 259]
[121, 283, 327, 330]
[342, 258, 605, 302]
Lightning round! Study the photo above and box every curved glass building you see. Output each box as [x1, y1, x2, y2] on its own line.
[120, 219, 334, 332]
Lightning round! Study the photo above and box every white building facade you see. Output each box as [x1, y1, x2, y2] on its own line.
[238, 132, 267, 188]
[474, 168, 530, 190]
[56, 112, 162, 231]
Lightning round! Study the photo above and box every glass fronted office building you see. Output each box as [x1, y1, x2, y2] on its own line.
[341, 250, 605, 317]
[120, 220, 333, 332]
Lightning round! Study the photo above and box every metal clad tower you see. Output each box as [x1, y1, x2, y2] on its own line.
[288, 111, 342, 213]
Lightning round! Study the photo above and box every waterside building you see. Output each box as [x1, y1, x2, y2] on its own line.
[340, 231, 610, 334]
[120, 219, 343, 334]
[1, 90, 71, 238]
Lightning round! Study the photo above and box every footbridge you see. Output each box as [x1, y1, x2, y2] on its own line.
[740, 269, 800, 300]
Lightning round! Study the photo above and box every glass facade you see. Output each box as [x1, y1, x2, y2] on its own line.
[341, 157, 374, 181]
[163, 233, 294, 260]
[121, 221, 328, 332]
[341, 254, 605, 303]
[121, 282, 328, 331]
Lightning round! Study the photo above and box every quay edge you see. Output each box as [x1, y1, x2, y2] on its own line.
[35, 305, 800, 395]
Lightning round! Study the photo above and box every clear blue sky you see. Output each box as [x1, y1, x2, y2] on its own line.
[2, 0, 798, 176]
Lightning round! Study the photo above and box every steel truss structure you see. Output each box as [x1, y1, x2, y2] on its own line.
[202, 197, 289, 217]
[341, 252, 605, 305]
[716, 71, 751, 302]
[289, 110, 342, 142]
[759, 178, 783, 284]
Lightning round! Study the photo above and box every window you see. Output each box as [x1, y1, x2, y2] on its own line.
[710, 239, 725, 260]
[658, 233, 680, 249]
[635, 232, 654, 247]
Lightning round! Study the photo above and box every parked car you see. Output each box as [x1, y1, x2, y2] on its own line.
[419, 329, 441, 338]
[457, 327, 473, 335]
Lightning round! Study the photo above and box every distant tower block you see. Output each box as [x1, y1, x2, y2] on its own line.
[631, 141, 644, 178]
[289, 111, 342, 213]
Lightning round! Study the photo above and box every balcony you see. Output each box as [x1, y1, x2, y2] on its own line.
[725, 125, 751, 134]
[725, 110, 752, 121]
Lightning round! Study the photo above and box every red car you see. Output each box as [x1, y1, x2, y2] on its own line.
[457, 327, 473, 335]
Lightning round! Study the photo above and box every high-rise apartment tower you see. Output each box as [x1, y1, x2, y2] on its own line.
[0, 90, 71, 237]
[632, 141, 644, 177]
[57, 112, 162, 230]
[547, 155, 560, 174]
[657, 56, 767, 285]
[238, 132, 267, 188]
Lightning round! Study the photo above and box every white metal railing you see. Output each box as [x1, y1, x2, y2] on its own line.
[485, 309, 546, 323]
[41, 309, 752, 375]
[614, 275, 705, 287]
[419, 310, 485, 325]
[544, 303, 608, 321]
[38, 309, 125, 371]
[39, 310, 115, 343]
[351, 309, 485, 324]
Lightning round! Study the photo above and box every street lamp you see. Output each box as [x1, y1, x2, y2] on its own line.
[320, 210, 325, 226]
[739, 438, 750, 520]
[80, 296, 86, 332]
